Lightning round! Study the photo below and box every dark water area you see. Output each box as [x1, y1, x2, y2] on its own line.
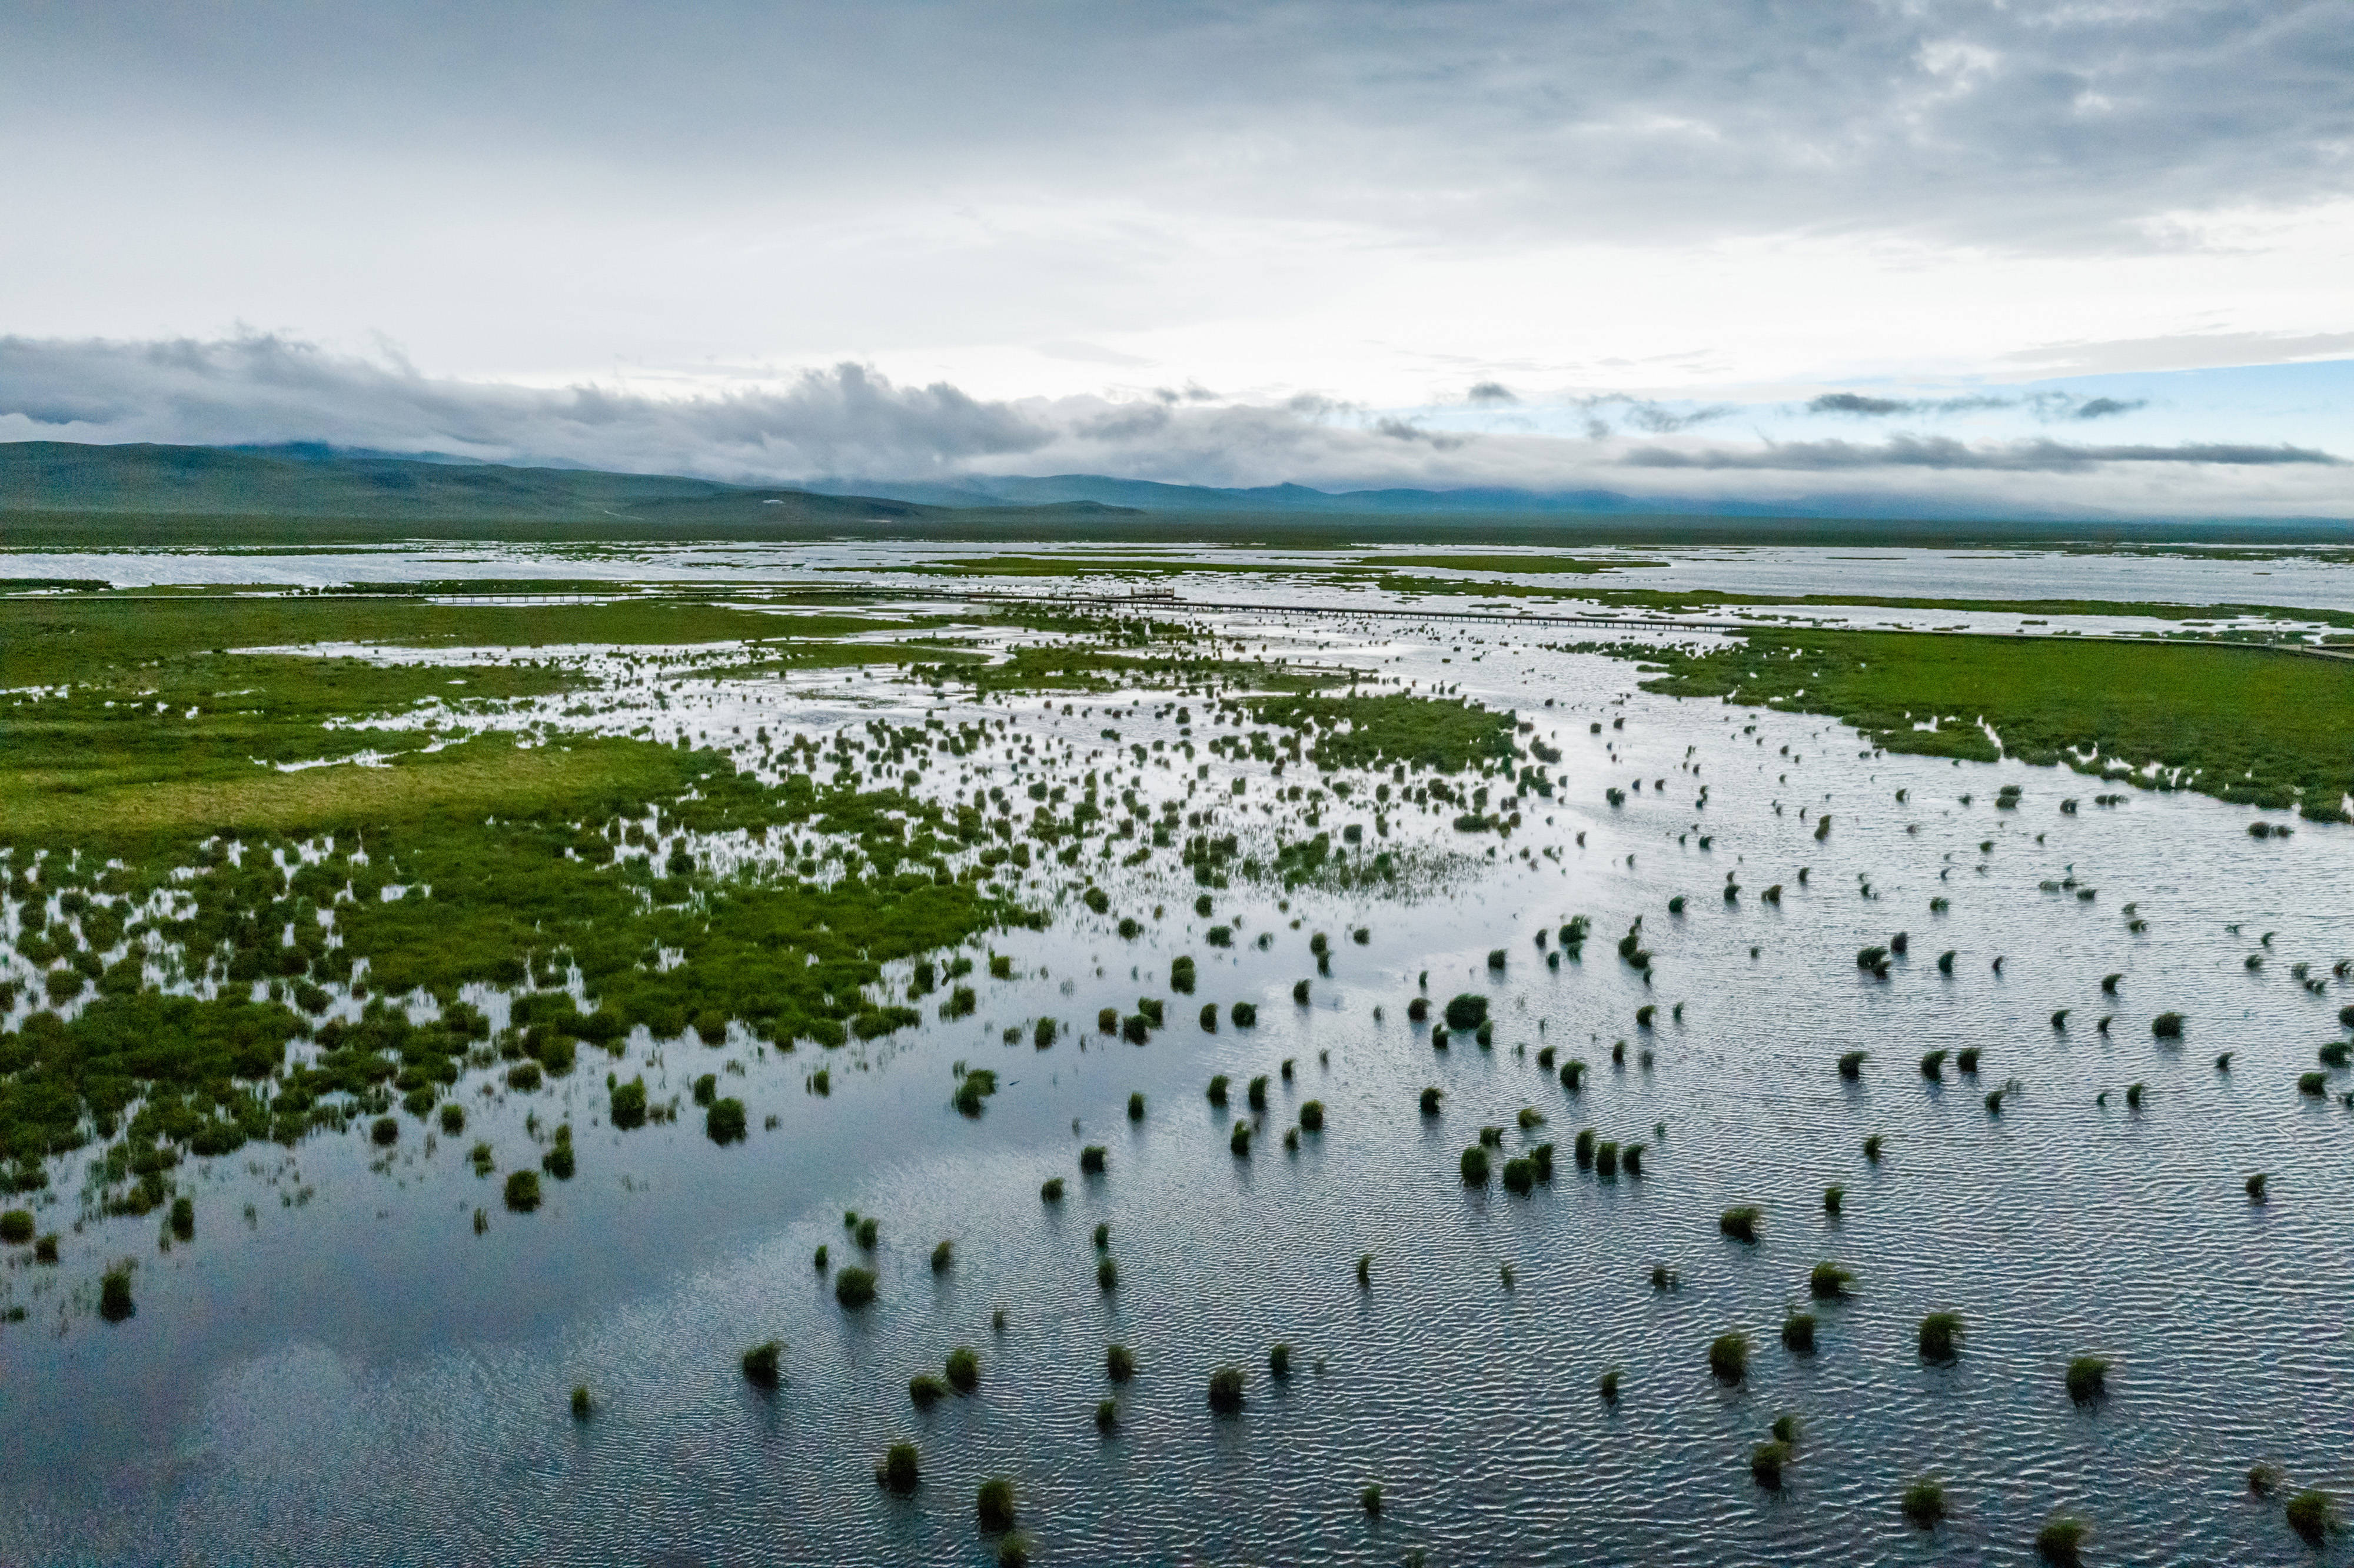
[4, 619, 2352, 1566]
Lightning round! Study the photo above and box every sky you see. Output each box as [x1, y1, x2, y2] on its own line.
[1, 1, 2350, 518]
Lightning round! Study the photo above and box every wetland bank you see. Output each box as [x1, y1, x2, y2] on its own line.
[3, 544, 2353, 1566]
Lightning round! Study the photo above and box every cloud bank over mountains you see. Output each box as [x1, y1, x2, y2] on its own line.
[4, 332, 2346, 518]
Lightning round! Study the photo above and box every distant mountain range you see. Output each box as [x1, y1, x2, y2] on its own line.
[2, 441, 2339, 543]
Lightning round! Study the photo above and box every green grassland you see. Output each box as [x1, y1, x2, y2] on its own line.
[1638, 631, 2354, 817]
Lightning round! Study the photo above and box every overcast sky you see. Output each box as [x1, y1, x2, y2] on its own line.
[2, 1, 2349, 515]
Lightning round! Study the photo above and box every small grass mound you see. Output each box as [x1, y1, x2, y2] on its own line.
[1918, 1310, 1963, 1363]
[1720, 1206, 1761, 1243]
[1709, 1331, 1751, 1384]
[741, 1340, 783, 1390]
[1207, 1364, 1246, 1413]
[1901, 1478, 1947, 1528]
[877, 1442, 920, 1494]
[976, 1475, 1016, 1534]
[2036, 1514, 2088, 1567]
[835, 1266, 879, 1309]
[2066, 1356, 2109, 1403]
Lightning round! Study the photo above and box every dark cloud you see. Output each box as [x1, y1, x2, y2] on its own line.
[1626, 436, 2343, 472]
[0, 333, 1054, 480]
[4, 2, 2348, 254]
[1806, 391, 2149, 421]
[1465, 382, 1517, 404]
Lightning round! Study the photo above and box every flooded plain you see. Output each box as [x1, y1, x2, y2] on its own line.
[2, 551, 2351, 1566]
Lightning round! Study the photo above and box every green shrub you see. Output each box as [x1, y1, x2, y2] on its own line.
[945, 1346, 979, 1394]
[1080, 1144, 1107, 1174]
[99, 1265, 135, 1323]
[1460, 1145, 1491, 1185]
[1720, 1206, 1761, 1243]
[571, 1384, 592, 1419]
[2287, 1490, 2333, 1547]
[1231, 1001, 1257, 1027]
[0, 1210, 32, 1246]
[1918, 1310, 1963, 1363]
[1810, 1261, 1853, 1299]
[1299, 1100, 1324, 1131]
[1207, 1074, 1229, 1105]
[877, 1442, 919, 1493]
[1106, 1343, 1136, 1382]
[2066, 1356, 2108, 1403]
[976, 1475, 1016, 1534]
[1901, 1478, 1947, 1527]
[1445, 993, 1489, 1030]
[2035, 1515, 2087, 1566]
[1709, 1332, 1750, 1384]
[740, 1340, 783, 1389]
[1781, 1313, 1817, 1353]
[1206, 1364, 1245, 1413]
[504, 1170, 541, 1212]
[931, 1239, 954, 1274]
[1751, 1440, 1790, 1489]
[909, 1373, 946, 1407]
[706, 1097, 747, 1143]
[835, 1266, 878, 1308]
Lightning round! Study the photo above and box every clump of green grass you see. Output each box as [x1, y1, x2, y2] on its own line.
[2287, 1490, 2335, 1547]
[2152, 1011, 2185, 1038]
[931, 1239, 954, 1274]
[1863, 1134, 1885, 1163]
[1207, 1364, 1246, 1413]
[1092, 1221, 1110, 1250]
[1096, 1256, 1118, 1291]
[1710, 1332, 1750, 1384]
[1080, 1144, 1107, 1174]
[1751, 1440, 1791, 1489]
[0, 1210, 34, 1246]
[1299, 1100, 1325, 1131]
[1040, 1177, 1065, 1202]
[1781, 1313, 1817, 1353]
[2246, 1171, 2269, 1202]
[1620, 1143, 1644, 1177]
[834, 1266, 878, 1309]
[1809, 1261, 1853, 1299]
[1595, 1140, 1620, 1179]
[976, 1475, 1016, 1534]
[1561, 1058, 1588, 1091]
[1501, 1157, 1535, 1194]
[1128, 1091, 1146, 1123]
[1419, 1085, 1442, 1114]
[1230, 1121, 1252, 1156]
[2066, 1356, 2109, 1403]
[1919, 1050, 1947, 1080]
[99, 1264, 135, 1323]
[1268, 1342, 1292, 1380]
[504, 1170, 542, 1213]
[1823, 1185, 1845, 1216]
[1095, 1398, 1119, 1433]
[1106, 1343, 1136, 1383]
[1720, 1206, 1761, 1243]
[706, 1097, 747, 1144]
[1598, 1368, 1621, 1406]
[571, 1384, 592, 1420]
[1460, 1145, 1491, 1184]
[1231, 1000, 1258, 1027]
[1360, 1483, 1383, 1516]
[1901, 1477, 1948, 1528]
[1206, 1074, 1230, 1106]
[857, 1217, 879, 1249]
[909, 1373, 946, 1407]
[1837, 1050, 1867, 1080]
[741, 1340, 783, 1389]
[945, 1345, 980, 1394]
[1573, 1128, 1596, 1169]
[2036, 1514, 2088, 1566]
[876, 1442, 920, 1494]
[1918, 1310, 1963, 1363]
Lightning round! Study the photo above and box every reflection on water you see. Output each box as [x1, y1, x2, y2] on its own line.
[2, 585, 2350, 1566]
